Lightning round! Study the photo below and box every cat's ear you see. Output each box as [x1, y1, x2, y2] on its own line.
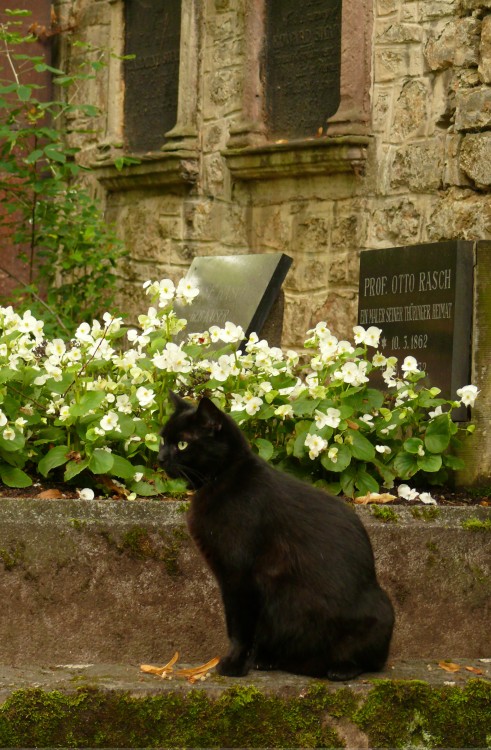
[169, 390, 189, 411]
[196, 397, 224, 431]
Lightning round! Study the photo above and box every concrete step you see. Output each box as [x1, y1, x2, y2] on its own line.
[0, 659, 490, 748]
[0, 498, 489, 666]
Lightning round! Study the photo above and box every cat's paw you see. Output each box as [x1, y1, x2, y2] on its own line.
[326, 666, 363, 682]
[216, 656, 251, 677]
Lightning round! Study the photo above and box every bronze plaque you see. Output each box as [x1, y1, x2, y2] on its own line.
[358, 241, 474, 417]
[124, 0, 181, 152]
[263, 0, 342, 139]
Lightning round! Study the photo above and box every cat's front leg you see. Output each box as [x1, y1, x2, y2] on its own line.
[217, 583, 260, 677]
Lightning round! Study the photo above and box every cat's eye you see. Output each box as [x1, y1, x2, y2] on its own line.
[178, 440, 188, 451]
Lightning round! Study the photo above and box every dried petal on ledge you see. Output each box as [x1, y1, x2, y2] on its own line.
[140, 651, 179, 678]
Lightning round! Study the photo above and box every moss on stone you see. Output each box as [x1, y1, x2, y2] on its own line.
[410, 506, 441, 521]
[0, 679, 489, 748]
[461, 517, 491, 532]
[370, 505, 398, 523]
[355, 678, 491, 748]
[0, 685, 343, 748]
[0, 541, 25, 571]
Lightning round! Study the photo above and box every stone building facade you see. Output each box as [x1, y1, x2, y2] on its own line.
[48, 0, 491, 482]
[54, 0, 490, 350]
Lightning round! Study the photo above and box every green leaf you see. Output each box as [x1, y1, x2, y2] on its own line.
[404, 437, 424, 454]
[417, 453, 442, 473]
[393, 451, 419, 479]
[43, 144, 66, 163]
[89, 449, 114, 474]
[64, 458, 89, 481]
[131, 480, 159, 497]
[254, 438, 274, 462]
[293, 421, 312, 459]
[70, 391, 106, 417]
[37, 445, 70, 477]
[291, 398, 320, 417]
[349, 430, 376, 461]
[320, 444, 351, 473]
[424, 414, 451, 453]
[355, 469, 380, 496]
[0, 464, 32, 488]
[110, 454, 137, 480]
[443, 454, 465, 470]
[17, 85, 32, 101]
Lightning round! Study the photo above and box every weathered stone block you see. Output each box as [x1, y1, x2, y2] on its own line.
[478, 14, 491, 83]
[368, 199, 423, 245]
[460, 132, 491, 187]
[455, 86, 491, 130]
[427, 188, 491, 241]
[374, 45, 425, 81]
[425, 18, 481, 70]
[392, 80, 429, 139]
[375, 21, 425, 44]
[390, 139, 445, 192]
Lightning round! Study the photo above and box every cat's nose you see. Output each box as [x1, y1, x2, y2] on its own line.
[158, 442, 170, 466]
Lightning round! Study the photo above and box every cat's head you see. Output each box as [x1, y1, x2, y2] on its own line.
[158, 392, 249, 489]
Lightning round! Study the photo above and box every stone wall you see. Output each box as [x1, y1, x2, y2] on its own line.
[54, 0, 490, 353]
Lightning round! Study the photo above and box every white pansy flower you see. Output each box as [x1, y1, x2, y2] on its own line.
[419, 492, 437, 505]
[116, 394, 133, 414]
[244, 394, 263, 416]
[353, 325, 367, 344]
[221, 321, 245, 344]
[136, 386, 156, 408]
[58, 405, 71, 421]
[274, 404, 294, 418]
[0, 410, 7, 427]
[314, 407, 341, 430]
[176, 278, 199, 303]
[401, 356, 420, 375]
[327, 445, 339, 463]
[372, 352, 387, 368]
[456, 384, 479, 407]
[429, 405, 444, 419]
[152, 342, 192, 373]
[100, 411, 120, 432]
[14, 417, 28, 431]
[134, 472, 144, 482]
[337, 340, 355, 355]
[304, 433, 327, 459]
[78, 488, 95, 500]
[365, 326, 382, 348]
[2, 427, 15, 441]
[397, 484, 419, 501]
[259, 381, 273, 394]
[376, 445, 391, 454]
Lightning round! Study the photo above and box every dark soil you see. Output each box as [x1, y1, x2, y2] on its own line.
[0, 478, 490, 506]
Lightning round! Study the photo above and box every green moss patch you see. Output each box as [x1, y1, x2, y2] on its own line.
[0, 679, 490, 748]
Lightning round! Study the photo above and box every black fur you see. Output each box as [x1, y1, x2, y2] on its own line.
[159, 393, 394, 680]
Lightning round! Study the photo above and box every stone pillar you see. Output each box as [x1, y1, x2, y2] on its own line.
[457, 241, 491, 486]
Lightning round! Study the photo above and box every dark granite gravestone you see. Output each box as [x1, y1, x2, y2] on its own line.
[263, 0, 342, 139]
[358, 241, 474, 416]
[124, 0, 181, 153]
[174, 253, 292, 346]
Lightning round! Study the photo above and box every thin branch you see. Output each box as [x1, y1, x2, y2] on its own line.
[0, 263, 70, 335]
[1, 26, 20, 85]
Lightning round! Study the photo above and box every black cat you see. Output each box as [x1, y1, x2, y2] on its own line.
[158, 392, 394, 680]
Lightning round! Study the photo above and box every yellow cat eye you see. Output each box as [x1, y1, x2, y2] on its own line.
[178, 441, 188, 451]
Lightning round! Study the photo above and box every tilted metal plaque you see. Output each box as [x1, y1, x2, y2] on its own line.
[263, 0, 342, 139]
[174, 253, 292, 346]
[124, 0, 181, 152]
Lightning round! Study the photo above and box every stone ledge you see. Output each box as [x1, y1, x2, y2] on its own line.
[93, 151, 199, 191]
[0, 661, 489, 748]
[222, 136, 371, 181]
[0, 500, 489, 668]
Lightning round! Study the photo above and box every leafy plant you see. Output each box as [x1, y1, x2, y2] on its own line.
[0, 276, 477, 497]
[0, 8, 129, 337]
